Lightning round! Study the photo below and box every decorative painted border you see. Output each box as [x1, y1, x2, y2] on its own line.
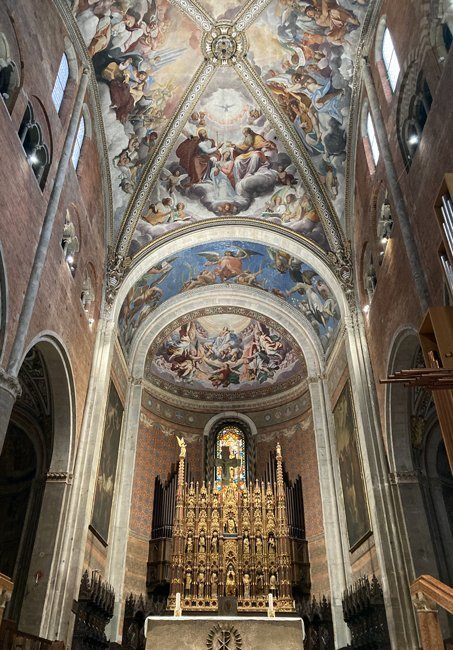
[169, 0, 214, 31]
[235, 0, 274, 32]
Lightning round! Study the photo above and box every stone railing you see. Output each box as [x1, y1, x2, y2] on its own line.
[410, 574, 453, 649]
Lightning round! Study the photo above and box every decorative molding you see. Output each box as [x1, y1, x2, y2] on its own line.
[142, 377, 309, 414]
[235, 0, 274, 32]
[46, 471, 73, 483]
[201, 24, 247, 66]
[169, 0, 214, 32]
[307, 373, 327, 385]
[388, 471, 419, 485]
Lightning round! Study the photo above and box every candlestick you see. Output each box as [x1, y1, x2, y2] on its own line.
[174, 591, 182, 617]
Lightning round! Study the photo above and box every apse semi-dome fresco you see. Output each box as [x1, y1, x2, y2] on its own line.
[144, 312, 306, 399]
[118, 240, 341, 355]
[76, 0, 370, 254]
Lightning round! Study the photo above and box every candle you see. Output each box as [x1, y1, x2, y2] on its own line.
[268, 593, 273, 610]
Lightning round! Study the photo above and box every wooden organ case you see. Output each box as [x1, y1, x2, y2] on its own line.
[147, 440, 310, 613]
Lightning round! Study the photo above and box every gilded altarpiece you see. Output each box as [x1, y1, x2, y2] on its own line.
[167, 440, 295, 613]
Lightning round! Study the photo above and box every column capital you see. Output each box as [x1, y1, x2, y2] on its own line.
[0, 367, 22, 399]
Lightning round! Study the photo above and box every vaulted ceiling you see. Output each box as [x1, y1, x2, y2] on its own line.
[75, 0, 371, 405]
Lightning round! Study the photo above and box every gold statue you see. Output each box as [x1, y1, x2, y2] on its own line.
[225, 564, 236, 596]
[176, 435, 187, 458]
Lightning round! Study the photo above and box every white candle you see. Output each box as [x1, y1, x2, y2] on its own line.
[268, 592, 273, 610]
[175, 592, 181, 609]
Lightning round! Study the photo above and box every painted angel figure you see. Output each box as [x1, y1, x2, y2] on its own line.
[197, 247, 262, 283]
[160, 167, 188, 194]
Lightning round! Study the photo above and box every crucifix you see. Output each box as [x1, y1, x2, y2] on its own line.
[215, 445, 240, 488]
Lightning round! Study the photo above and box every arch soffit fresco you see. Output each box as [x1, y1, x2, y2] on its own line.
[113, 225, 349, 387]
[113, 224, 349, 319]
[70, 0, 375, 284]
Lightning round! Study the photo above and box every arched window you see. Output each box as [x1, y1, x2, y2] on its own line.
[382, 27, 400, 92]
[51, 53, 69, 113]
[397, 68, 432, 169]
[214, 424, 246, 490]
[366, 112, 380, 166]
[71, 115, 85, 168]
[0, 32, 20, 112]
[18, 102, 50, 189]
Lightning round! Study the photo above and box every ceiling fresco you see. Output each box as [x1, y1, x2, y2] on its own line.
[247, 0, 369, 222]
[75, 0, 203, 232]
[129, 67, 330, 256]
[74, 0, 371, 258]
[144, 311, 307, 399]
[198, 0, 241, 21]
[118, 240, 341, 356]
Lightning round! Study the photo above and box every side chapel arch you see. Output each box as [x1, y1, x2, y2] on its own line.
[386, 328, 450, 582]
[0, 334, 75, 636]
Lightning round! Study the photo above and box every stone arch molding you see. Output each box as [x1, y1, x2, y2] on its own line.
[22, 332, 75, 473]
[386, 326, 421, 472]
[203, 412, 258, 438]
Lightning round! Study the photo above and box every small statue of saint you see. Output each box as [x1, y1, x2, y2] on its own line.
[256, 570, 264, 596]
[243, 533, 250, 554]
[243, 573, 251, 599]
[269, 573, 278, 597]
[211, 531, 219, 553]
[268, 532, 276, 554]
[186, 533, 193, 553]
[197, 570, 205, 599]
[225, 515, 236, 535]
[199, 532, 206, 553]
[225, 564, 236, 596]
[211, 571, 218, 598]
[185, 569, 192, 596]
[256, 535, 263, 554]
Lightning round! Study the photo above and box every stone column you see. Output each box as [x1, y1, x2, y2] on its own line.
[43, 317, 117, 642]
[0, 368, 22, 450]
[308, 374, 351, 648]
[106, 375, 143, 640]
[344, 311, 419, 648]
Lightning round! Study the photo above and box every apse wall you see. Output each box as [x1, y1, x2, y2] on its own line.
[121, 381, 331, 603]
